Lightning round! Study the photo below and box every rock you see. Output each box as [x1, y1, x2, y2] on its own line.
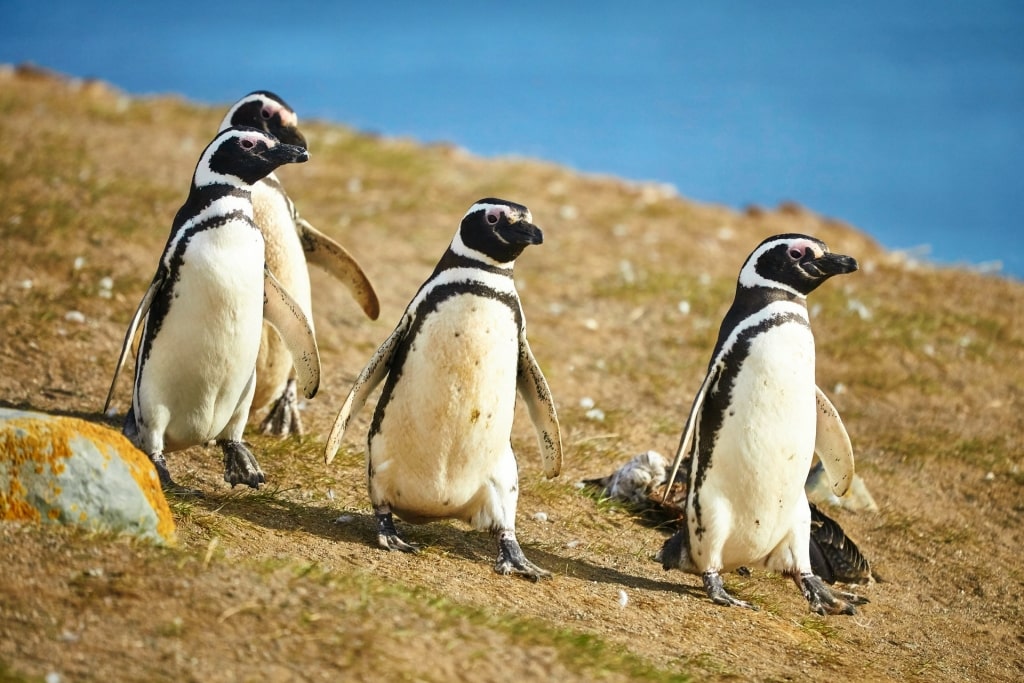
[0, 408, 175, 544]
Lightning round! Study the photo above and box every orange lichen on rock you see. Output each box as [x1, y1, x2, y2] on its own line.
[0, 410, 175, 544]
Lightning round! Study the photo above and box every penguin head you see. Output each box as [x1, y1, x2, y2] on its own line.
[219, 91, 308, 149]
[738, 233, 858, 297]
[195, 126, 309, 189]
[452, 198, 544, 266]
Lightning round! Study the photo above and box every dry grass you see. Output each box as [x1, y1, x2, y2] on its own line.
[1, 65, 1023, 682]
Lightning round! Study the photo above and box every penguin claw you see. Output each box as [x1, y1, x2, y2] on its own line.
[379, 533, 420, 554]
[259, 379, 304, 437]
[703, 571, 758, 610]
[799, 573, 867, 616]
[495, 531, 552, 581]
[220, 441, 266, 489]
[374, 510, 419, 553]
[150, 453, 205, 497]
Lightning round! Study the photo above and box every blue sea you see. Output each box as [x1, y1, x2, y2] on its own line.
[2, 2, 1022, 278]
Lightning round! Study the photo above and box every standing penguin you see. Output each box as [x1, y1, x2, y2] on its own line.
[218, 91, 379, 436]
[658, 233, 867, 615]
[324, 199, 562, 580]
[104, 127, 320, 493]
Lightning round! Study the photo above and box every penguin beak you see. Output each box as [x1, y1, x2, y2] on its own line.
[804, 252, 858, 278]
[503, 220, 544, 246]
[263, 142, 309, 166]
[274, 124, 308, 150]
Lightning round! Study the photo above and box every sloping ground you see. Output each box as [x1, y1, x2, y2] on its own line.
[1, 66, 1021, 682]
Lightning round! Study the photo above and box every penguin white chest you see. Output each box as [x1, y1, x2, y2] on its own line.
[143, 224, 266, 446]
[696, 320, 817, 566]
[370, 294, 521, 520]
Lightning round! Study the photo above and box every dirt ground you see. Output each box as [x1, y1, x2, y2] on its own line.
[1, 66, 1022, 682]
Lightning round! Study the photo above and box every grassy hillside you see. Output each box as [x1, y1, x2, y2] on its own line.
[1, 65, 1022, 682]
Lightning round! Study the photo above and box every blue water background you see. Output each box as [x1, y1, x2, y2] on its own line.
[2, 1, 1022, 278]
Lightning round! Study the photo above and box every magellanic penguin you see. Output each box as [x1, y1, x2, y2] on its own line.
[324, 199, 562, 580]
[103, 127, 321, 493]
[658, 233, 868, 615]
[218, 91, 380, 437]
[585, 450, 877, 585]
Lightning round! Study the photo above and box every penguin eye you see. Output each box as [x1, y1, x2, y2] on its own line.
[788, 246, 805, 260]
[240, 138, 256, 150]
[485, 207, 503, 225]
[260, 106, 273, 120]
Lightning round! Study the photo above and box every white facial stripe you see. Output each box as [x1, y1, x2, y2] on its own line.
[278, 106, 298, 127]
[218, 94, 264, 131]
[408, 266, 519, 314]
[711, 300, 809, 366]
[193, 131, 275, 188]
[737, 237, 820, 296]
[450, 229, 513, 269]
[465, 202, 533, 225]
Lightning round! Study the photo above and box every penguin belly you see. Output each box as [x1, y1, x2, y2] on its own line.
[139, 227, 266, 450]
[251, 180, 312, 410]
[369, 294, 520, 525]
[692, 322, 817, 572]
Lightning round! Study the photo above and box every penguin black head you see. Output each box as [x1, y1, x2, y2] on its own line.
[195, 126, 309, 189]
[220, 90, 308, 149]
[738, 233, 858, 297]
[453, 198, 544, 266]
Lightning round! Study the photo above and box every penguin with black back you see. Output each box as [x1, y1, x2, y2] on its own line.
[658, 234, 867, 614]
[324, 199, 561, 580]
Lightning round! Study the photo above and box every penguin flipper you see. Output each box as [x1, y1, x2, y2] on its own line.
[324, 315, 408, 465]
[103, 275, 162, 413]
[663, 362, 720, 500]
[814, 386, 855, 497]
[263, 268, 321, 400]
[516, 337, 562, 478]
[297, 216, 380, 320]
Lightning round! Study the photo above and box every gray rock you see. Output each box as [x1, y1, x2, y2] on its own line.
[0, 408, 175, 544]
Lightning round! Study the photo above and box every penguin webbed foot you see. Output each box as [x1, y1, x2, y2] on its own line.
[495, 530, 551, 582]
[375, 510, 419, 553]
[220, 440, 266, 489]
[703, 571, 758, 610]
[798, 572, 868, 616]
[151, 452, 204, 498]
[259, 378, 304, 437]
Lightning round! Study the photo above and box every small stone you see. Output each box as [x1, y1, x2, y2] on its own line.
[531, 511, 548, 522]
[617, 589, 629, 608]
[579, 397, 596, 410]
[585, 408, 606, 422]
[64, 311, 86, 324]
[334, 514, 355, 524]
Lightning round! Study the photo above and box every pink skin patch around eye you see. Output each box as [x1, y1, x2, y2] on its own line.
[486, 207, 505, 224]
[789, 239, 821, 259]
